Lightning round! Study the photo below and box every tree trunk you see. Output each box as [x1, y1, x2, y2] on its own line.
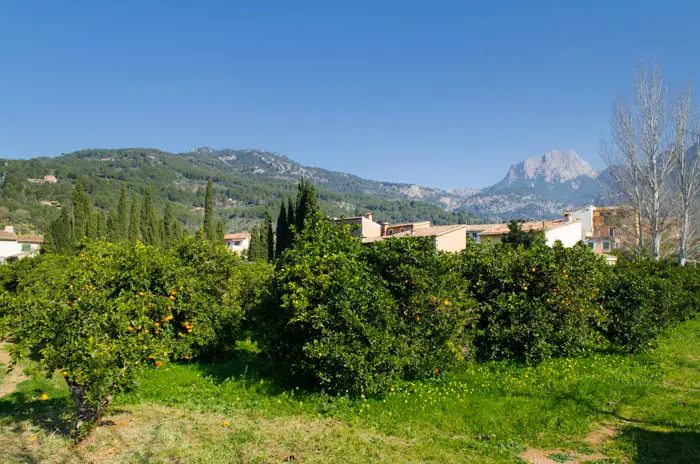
[679, 207, 690, 266]
[67, 381, 111, 441]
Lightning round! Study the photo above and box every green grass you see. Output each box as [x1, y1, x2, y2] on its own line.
[1, 321, 699, 463]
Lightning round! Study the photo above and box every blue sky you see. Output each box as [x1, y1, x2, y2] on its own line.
[2, 1, 700, 189]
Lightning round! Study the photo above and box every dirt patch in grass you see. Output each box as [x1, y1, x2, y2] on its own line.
[519, 424, 618, 464]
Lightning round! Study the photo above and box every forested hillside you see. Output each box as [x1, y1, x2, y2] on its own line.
[0, 148, 477, 234]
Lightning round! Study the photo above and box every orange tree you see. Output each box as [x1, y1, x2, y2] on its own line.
[4, 238, 253, 439]
[459, 239, 609, 363]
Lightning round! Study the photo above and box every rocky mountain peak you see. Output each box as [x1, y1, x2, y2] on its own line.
[504, 150, 597, 184]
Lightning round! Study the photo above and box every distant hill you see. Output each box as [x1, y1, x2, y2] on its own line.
[0, 148, 476, 233]
[0, 147, 612, 233]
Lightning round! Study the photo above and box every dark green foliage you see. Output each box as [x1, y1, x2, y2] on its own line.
[263, 210, 274, 262]
[44, 206, 74, 254]
[294, 178, 319, 233]
[601, 259, 700, 352]
[501, 219, 546, 248]
[203, 178, 214, 240]
[260, 213, 403, 395]
[163, 203, 174, 249]
[275, 200, 287, 257]
[128, 198, 140, 242]
[2, 237, 259, 437]
[286, 197, 296, 236]
[140, 186, 158, 246]
[117, 183, 128, 239]
[72, 183, 91, 242]
[459, 241, 608, 363]
[362, 237, 477, 374]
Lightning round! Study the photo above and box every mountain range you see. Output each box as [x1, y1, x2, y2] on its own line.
[0, 147, 608, 233]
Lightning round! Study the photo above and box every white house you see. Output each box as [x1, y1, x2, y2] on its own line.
[224, 232, 252, 255]
[0, 226, 44, 264]
[478, 220, 583, 248]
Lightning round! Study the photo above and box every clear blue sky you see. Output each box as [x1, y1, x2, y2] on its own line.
[2, 1, 700, 189]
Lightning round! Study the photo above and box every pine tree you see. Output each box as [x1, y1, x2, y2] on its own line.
[128, 198, 140, 242]
[275, 200, 287, 257]
[163, 203, 174, 248]
[140, 186, 158, 246]
[117, 183, 128, 239]
[263, 210, 274, 261]
[203, 178, 214, 240]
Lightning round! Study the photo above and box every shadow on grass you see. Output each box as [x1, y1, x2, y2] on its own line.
[622, 427, 700, 464]
[191, 344, 300, 394]
[0, 393, 73, 436]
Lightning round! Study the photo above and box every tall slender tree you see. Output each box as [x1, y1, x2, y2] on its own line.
[275, 200, 287, 257]
[72, 183, 91, 242]
[117, 183, 128, 239]
[671, 88, 700, 266]
[162, 203, 174, 249]
[286, 197, 296, 245]
[295, 178, 319, 233]
[128, 198, 140, 242]
[140, 186, 158, 246]
[203, 178, 214, 240]
[263, 210, 274, 261]
[215, 221, 225, 243]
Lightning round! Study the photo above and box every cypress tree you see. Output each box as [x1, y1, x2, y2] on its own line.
[87, 212, 98, 239]
[98, 211, 107, 239]
[275, 200, 287, 257]
[106, 209, 120, 242]
[215, 221, 225, 243]
[45, 206, 74, 253]
[128, 198, 140, 242]
[163, 203, 174, 248]
[263, 210, 274, 261]
[295, 178, 319, 234]
[286, 197, 296, 246]
[173, 220, 183, 242]
[117, 183, 128, 239]
[140, 186, 158, 246]
[72, 183, 91, 242]
[203, 178, 214, 240]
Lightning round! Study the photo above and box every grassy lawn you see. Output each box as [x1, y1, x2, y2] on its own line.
[1, 321, 699, 463]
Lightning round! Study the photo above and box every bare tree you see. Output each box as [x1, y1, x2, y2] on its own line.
[602, 61, 678, 260]
[671, 87, 700, 266]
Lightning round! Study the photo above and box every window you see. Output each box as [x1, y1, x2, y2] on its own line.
[587, 241, 594, 249]
[602, 241, 611, 251]
[233, 240, 241, 246]
[609, 227, 614, 237]
[21, 244, 31, 252]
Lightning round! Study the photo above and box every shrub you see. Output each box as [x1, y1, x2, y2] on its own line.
[260, 214, 403, 395]
[362, 236, 476, 375]
[3, 238, 255, 438]
[460, 240, 608, 363]
[602, 259, 670, 352]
